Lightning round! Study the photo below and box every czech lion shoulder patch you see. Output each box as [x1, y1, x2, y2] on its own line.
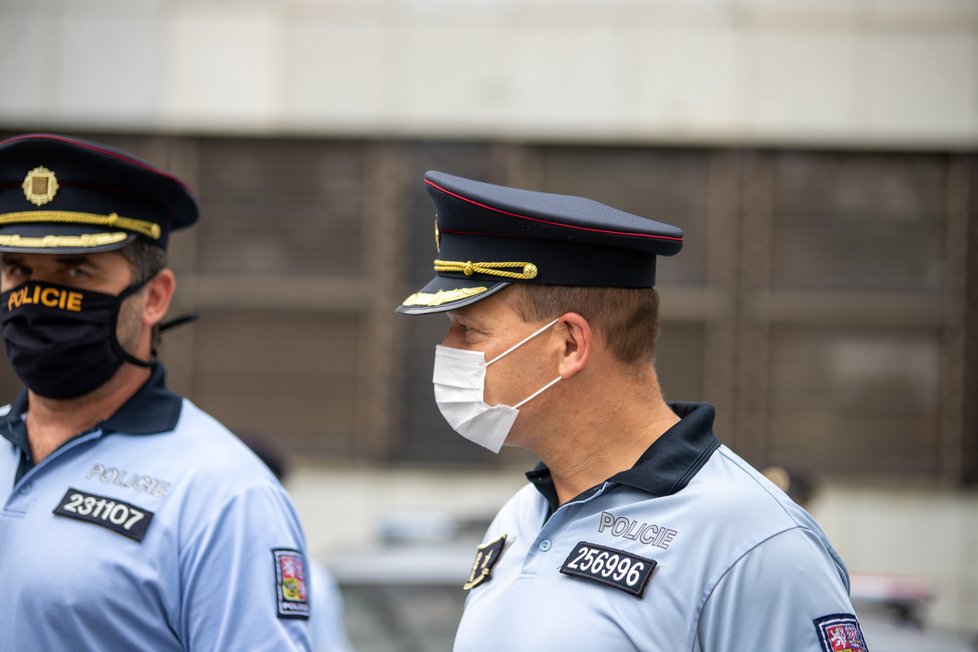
[814, 613, 868, 652]
[273, 548, 310, 619]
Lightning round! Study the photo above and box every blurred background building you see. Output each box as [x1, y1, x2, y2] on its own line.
[2, 0, 976, 649]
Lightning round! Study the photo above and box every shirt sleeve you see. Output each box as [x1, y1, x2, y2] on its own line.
[178, 484, 314, 652]
[696, 526, 865, 652]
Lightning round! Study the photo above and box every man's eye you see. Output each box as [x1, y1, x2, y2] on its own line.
[67, 267, 89, 278]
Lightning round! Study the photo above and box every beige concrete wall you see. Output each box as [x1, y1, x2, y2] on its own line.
[290, 465, 978, 634]
[1, 0, 975, 147]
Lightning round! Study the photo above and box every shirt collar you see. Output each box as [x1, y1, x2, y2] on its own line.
[1, 363, 182, 486]
[0, 362, 182, 444]
[526, 402, 721, 512]
[100, 363, 183, 435]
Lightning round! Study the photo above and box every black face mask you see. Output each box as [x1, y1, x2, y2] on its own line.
[0, 280, 151, 400]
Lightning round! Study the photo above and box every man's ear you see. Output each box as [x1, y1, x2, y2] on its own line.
[554, 312, 592, 379]
[142, 268, 175, 327]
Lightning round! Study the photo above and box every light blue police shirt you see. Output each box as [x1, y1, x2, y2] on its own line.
[454, 403, 868, 652]
[0, 364, 313, 651]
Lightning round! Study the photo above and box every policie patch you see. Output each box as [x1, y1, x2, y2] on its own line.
[560, 541, 656, 598]
[814, 613, 868, 652]
[463, 534, 507, 590]
[53, 488, 153, 541]
[273, 548, 310, 619]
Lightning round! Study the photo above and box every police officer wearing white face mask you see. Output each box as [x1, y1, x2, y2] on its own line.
[397, 171, 868, 652]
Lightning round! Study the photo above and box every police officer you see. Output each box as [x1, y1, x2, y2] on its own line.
[398, 171, 868, 651]
[0, 134, 313, 651]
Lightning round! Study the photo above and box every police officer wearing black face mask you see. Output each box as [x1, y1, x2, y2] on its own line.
[0, 134, 315, 651]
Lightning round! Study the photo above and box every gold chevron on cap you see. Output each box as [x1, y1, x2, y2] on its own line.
[0, 232, 130, 249]
[402, 286, 489, 307]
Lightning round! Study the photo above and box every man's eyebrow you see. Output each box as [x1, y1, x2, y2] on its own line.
[0, 253, 23, 265]
[53, 256, 99, 268]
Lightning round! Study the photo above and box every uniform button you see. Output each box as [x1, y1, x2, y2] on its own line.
[19, 483, 32, 495]
[538, 538, 552, 552]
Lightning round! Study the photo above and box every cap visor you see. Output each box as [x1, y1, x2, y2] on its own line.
[396, 275, 510, 315]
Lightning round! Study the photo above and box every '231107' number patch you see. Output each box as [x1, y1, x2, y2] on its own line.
[53, 488, 154, 541]
[560, 541, 657, 597]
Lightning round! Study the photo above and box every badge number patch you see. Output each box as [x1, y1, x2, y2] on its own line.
[463, 534, 507, 591]
[273, 548, 310, 619]
[53, 488, 153, 541]
[814, 613, 868, 652]
[560, 541, 657, 597]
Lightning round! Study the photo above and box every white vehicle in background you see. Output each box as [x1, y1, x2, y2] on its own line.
[851, 574, 977, 652]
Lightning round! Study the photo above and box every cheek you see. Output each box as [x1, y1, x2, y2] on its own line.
[483, 365, 522, 406]
[116, 296, 145, 339]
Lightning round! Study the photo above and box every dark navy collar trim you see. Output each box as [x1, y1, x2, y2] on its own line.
[0, 363, 182, 437]
[101, 363, 183, 435]
[526, 402, 721, 512]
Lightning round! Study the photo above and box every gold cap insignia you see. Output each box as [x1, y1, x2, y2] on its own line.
[22, 167, 59, 206]
[434, 220, 441, 253]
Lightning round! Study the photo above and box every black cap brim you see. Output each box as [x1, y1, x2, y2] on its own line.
[396, 275, 510, 315]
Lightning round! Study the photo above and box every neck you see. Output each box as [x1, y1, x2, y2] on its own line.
[527, 365, 680, 506]
[25, 364, 151, 464]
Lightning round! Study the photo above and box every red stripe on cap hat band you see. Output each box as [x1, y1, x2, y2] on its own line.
[425, 179, 683, 243]
[1, 134, 191, 192]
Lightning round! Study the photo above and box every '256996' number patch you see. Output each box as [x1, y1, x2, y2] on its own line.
[560, 541, 657, 597]
[53, 488, 154, 542]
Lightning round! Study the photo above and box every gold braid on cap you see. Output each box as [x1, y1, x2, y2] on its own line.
[0, 211, 162, 240]
[433, 259, 538, 280]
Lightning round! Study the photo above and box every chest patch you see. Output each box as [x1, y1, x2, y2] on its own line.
[814, 613, 868, 652]
[273, 548, 310, 619]
[560, 541, 656, 597]
[463, 534, 507, 590]
[52, 488, 154, 542]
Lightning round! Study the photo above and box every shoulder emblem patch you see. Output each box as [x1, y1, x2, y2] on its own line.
[560, 541, 656, 597]
[273, 548, 310, 619]
[814, 613, 868, 652]
[463, 534, 507, 591]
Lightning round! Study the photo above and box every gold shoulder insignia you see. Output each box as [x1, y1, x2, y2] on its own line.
[463, 534, 508, 591]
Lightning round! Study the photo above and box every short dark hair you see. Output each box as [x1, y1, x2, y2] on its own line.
[118, 238, 167, 285]
[507, 284, 660, 365]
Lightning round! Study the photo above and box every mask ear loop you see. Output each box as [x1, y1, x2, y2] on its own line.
[487, 318, 560, 366]
[109, 274, 158, 368]
[487, 317, 564, 409]
[513, 376, 562, 409]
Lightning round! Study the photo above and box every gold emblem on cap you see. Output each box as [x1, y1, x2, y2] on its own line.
[434, 220, 441, 253]
[22, 167, 59, 206]
[402, 286, 488, 307]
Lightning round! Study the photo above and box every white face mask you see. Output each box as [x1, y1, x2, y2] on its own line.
[432, 318, 562, 453]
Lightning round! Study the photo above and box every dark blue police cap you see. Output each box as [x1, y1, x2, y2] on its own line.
[0, 133, 198, 253]
[397, 170, 684, 315]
